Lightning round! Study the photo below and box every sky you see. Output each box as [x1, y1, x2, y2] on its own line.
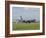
[12, 7, 40, 21]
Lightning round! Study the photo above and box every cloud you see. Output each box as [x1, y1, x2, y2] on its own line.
[23, 7, 37, 11]
[24, 7, 30, 10]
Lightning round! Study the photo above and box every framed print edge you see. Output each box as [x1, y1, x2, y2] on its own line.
[5, 1, 45, 37]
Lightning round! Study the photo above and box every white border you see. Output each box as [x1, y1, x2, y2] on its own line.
[10, 4, 43, 34]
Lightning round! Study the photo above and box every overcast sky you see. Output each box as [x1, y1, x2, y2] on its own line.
[12, 7, 40, 21]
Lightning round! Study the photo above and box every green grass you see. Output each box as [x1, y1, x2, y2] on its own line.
[12, 22, 40, 31]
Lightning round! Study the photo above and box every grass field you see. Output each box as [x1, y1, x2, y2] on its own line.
[12, 22, 40, 31]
